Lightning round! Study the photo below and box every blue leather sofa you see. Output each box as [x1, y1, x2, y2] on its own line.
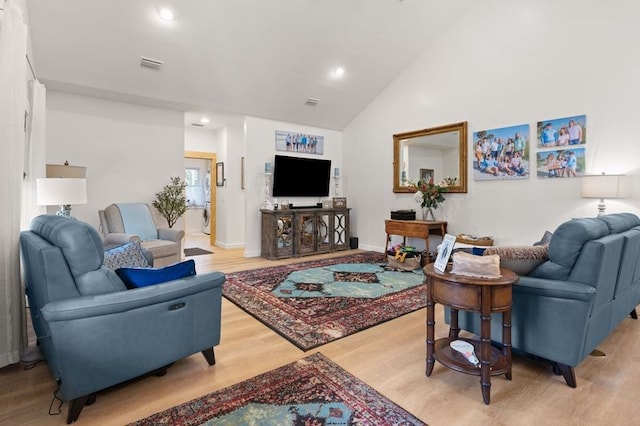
[451, 213, 640, 387]
[20, 215, 225, 423]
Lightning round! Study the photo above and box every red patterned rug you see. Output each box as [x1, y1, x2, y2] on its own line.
[129, 352, 426, 425]
[223, 251, 426, 350]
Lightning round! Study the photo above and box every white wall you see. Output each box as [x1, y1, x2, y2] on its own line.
[344, 1, 640, 251]
[46, 91, 185, 230]
[244, 116, 343, 257]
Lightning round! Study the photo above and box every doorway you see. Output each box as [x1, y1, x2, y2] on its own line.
[184, 151, 216, 246]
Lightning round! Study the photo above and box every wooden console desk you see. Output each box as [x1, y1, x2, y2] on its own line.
[384, 219, 447, 255]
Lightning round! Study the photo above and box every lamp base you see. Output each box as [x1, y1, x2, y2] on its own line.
[597, 199, 606, 217]
[56, 205, 72, 218]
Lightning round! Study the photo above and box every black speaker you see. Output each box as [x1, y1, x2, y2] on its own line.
[349, 237, 358, 249]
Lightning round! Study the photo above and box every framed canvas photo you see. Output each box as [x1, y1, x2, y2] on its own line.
[419, 168, 434, 182]
[275, 130, 324, 155]
[473, 124, 530, 181]
[434, 234, 456, 273]
[537, 114, 586, 148]
[216, 162, 225, 186]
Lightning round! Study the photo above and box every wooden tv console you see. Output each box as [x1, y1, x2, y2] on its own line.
[261, 208, 350, 260]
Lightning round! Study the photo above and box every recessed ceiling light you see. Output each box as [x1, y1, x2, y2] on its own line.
[200, 117, 210, 124]
[334, 67, 345, 77]
[159, 8, 174, 21]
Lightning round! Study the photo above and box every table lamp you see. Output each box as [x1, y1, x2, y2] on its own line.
[581, 173, 628, 216]
[36, 178, 87, 217]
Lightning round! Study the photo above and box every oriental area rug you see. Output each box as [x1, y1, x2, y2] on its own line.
[223, 251, 426, 351]
[129, 352, 426, 425]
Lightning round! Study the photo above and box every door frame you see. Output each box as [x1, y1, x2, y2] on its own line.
[184, 151, 216, 246]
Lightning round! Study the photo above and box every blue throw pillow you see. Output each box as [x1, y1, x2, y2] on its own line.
[116, 260, 196, 289]
[472, 247, 487, 256]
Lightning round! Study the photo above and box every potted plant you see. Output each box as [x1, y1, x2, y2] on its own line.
[152, 176, 188, 228]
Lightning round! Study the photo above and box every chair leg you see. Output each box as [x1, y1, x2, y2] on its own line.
[553, 363, 577, 388]
[202, 347, 216, 365]
[630, 308, 638, 320]
[66, 394, 94, 424]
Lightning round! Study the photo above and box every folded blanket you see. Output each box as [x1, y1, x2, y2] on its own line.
[116, 203, 158, 241]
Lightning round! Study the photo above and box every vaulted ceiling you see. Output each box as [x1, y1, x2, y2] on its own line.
[27, 0, 472, 130]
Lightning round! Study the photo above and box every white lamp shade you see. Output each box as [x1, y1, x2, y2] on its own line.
[581, 174, 628, 199]
[36, 178, 87, 206]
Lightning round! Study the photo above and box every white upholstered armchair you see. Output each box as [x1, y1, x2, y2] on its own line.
[99, 203, 184, 267]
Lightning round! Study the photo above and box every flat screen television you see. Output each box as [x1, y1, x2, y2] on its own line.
[272, 155, 331, 197]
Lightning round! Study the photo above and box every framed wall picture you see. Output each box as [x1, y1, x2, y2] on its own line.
[216, 162, 225, 186]
[275, 130, 324, 155]
[536, 114, 586, 148]
[472, 124, 530, 181]
[420, 168, 434, 182]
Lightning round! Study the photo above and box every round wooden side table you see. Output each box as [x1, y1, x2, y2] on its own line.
[423, 263, 518, 404]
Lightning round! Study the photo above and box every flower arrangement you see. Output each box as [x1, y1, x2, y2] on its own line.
[407, 177, 448, 210]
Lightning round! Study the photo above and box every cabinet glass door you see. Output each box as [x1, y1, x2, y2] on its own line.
[333, 210, 348, 249]
[316, 212, 331, 253]
[297, 213, 317, 255]
[276, 214, 294, 257]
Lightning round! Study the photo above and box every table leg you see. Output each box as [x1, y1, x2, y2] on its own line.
[385, 233, 390, 255]
[449, 308, 460, 340]
[480, 286, 492, 404]
[503, 309, 512, 380]
[426, 276, 435, 376]
[424, 237, 429, 259]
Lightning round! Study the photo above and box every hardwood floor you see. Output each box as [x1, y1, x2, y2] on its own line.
[2, 234, 640, 425]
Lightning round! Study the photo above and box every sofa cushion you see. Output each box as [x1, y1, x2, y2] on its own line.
[598, 213, 640, 233]
[141, 239, 179, 258]
[484, 245, 549, 276]
[116, 259, 196, 289]
[103, 240, 150, 270]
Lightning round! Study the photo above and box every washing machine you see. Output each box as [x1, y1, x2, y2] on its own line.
[202, 202, 211, 234]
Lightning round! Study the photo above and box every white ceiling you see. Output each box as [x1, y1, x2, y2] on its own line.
[26, 0, 471, 130]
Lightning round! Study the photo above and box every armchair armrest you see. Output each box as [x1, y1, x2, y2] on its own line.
[41, 272, 224, 322]
[514, 276, 596, 302]
[103, 233, 140, 249]
[158, 228, 185, 242]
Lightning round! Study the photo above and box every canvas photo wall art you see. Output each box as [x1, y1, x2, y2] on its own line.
[275, 130, 324, 155]
[472, 124, 530, 181]
[536, 114, 586, 148]
[536, 114, 586, 179]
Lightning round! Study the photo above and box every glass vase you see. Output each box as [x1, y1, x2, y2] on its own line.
[422, 207, 436, 221]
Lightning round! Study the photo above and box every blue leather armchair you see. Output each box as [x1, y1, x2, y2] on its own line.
[20, 215, 225, 423]
[451, 213, 640, 388]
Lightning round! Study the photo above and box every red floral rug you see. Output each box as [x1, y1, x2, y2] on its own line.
[223, 251, 426, 350]
[129, 352, 426, 425]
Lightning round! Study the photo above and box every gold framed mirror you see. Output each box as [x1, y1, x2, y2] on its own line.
[393, 121, 468, 193]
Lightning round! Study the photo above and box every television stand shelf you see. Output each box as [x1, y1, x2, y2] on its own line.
[261, 207, 350, 260]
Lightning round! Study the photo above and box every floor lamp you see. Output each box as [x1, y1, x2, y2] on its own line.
[581, 173, 628, 217]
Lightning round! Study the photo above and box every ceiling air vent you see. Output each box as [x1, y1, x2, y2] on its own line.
[140, 56, 164, 70]
[305, 97, 320, 106]
[190, 123, 205, 127]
